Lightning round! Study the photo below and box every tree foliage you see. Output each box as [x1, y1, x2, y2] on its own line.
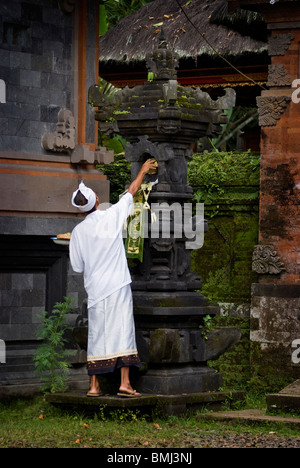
[100, 0, 153, 29]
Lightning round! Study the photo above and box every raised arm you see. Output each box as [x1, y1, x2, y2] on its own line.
[127, 159, 157, 198]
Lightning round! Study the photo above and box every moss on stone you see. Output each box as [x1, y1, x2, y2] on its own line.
[188, 152, 261, 389]
[189, 152, 260, 305]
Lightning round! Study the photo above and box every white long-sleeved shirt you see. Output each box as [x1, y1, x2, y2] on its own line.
[69, 192, 134, 308]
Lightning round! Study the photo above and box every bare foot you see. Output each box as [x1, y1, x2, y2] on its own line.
[88, 376, 102, 396]
[119, 367, 141, 396]
[87, 389, 101, 395]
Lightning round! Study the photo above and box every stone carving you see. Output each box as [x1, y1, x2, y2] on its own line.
[267, 65, 292, 87]
[42, 108, 76, 153]
[146, 29, 179, 81]
[256, 96, 291, 126]
[42, 107, 114, 163]
[70, 145, 114, 165]
[191, 87, 236, 111]
[95, 146, 114, 165]
[252, 245, 285, 275]
[268, 33, 295, 56]
[88, 84, 136, 123]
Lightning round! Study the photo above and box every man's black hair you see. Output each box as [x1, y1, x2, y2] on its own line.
[74, 190, 88, 206]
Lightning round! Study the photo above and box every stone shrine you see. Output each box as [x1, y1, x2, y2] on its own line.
[86, 32, 241, 394]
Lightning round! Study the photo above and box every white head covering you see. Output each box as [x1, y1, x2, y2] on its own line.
[72, 182, 97, 212]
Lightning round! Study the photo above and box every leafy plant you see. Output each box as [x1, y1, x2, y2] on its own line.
[249, 155, 261, 171]
[98, 77, 119, 100]
[199, 314, 213, 340]
[97, 153, 131, 204]
[95, 77, 130, 159]
[34, 298, 74, 394]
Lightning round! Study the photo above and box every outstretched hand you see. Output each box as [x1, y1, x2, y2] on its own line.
[142, 159, 158, 175]
[128, 159, 158, 198]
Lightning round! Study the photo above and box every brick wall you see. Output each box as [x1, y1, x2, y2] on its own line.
[259, 32, 300, 285]
[252, 24, 300, 387]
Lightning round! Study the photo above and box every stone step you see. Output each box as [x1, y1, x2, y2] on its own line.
[45, 390, 246, 416]
[266, 380, 300, 412]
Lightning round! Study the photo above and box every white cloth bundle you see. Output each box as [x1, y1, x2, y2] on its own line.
[72, 181, 97, 212]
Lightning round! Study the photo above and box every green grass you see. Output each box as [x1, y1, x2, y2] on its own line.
[0, 395, 299, 448]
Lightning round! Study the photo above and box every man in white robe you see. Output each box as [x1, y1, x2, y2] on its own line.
[70, 159, 156, 397]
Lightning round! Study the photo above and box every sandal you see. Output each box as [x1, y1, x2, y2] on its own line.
[117, 389, 141, 398]
[86, 391, 103, 398]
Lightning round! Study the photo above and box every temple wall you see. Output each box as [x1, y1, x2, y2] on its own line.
[0, 0, 110, 389]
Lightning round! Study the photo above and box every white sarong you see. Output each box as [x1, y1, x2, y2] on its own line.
[87, 285, 141, 375]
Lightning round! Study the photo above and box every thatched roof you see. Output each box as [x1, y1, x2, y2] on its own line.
[99, 0, 267, 65]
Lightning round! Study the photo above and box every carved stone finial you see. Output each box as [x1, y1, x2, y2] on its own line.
[252, 245, 285, 275]
[146, 28, 179, 81]
[42, 108, 76, 153]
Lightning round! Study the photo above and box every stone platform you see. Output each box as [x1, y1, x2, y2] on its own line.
[45, 390, 246, 416]
[266, 380, 300, 412]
